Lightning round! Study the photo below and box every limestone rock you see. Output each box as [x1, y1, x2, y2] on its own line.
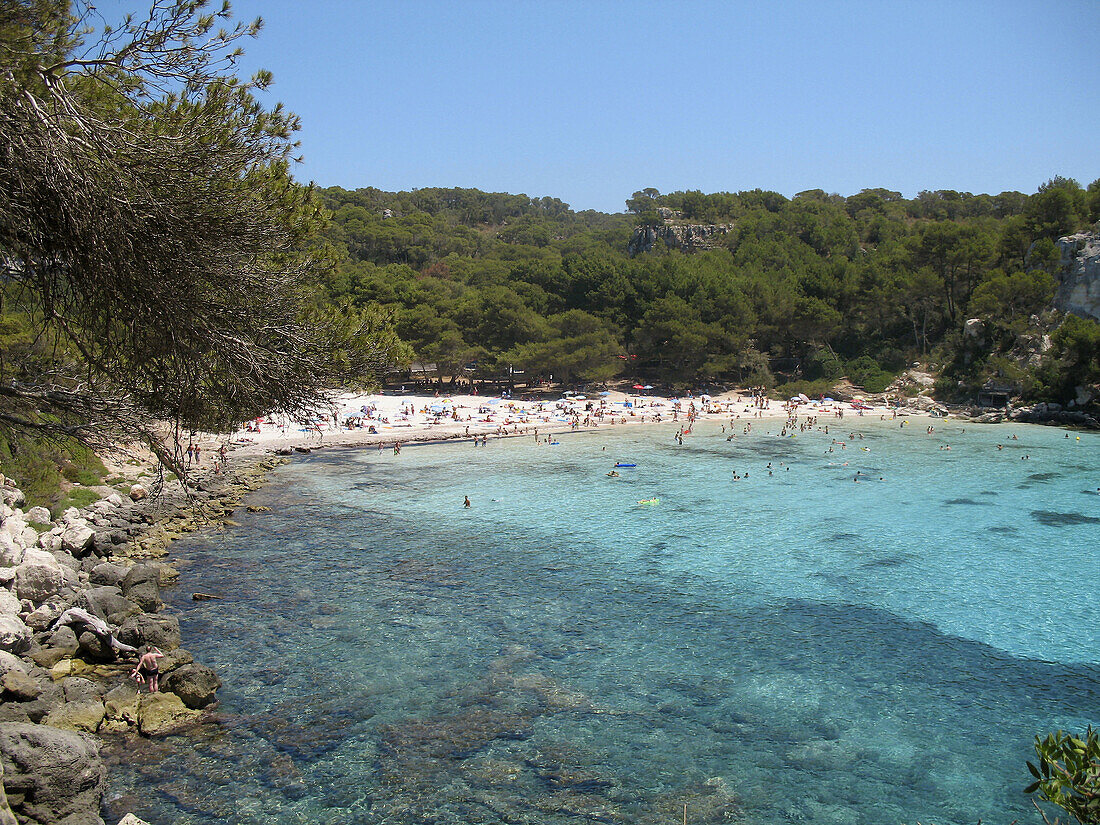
[0, 488, 23, 509]
[57, 811, 105, 825]
[0, 721, 106, 825]
[105, 494, 124, 509]
[36, 532, 62, 553]
[136, 691, 203, 736]
[123, 580, 161, 613]
[0, 652, 28, 679]
[2, 670, 42, 702]
[23, 507, 50, 526]
[163, 663, 221, 709]
[76, 586, 139, 625]
[0, 535, 21, 568]
[116, 814, 152, 825]
[0, 615, 31, 654]
[24, 601, 65, 632]
[14, 550, 64, 603]
[1056, 224, 1100, 321]
[118, 614, 181, 651]
[0, 756, 17, 825]
[128, 484, 147, 502]
[0, 589, 20, 617]
[88, 562, 129, 589]
[103, 682, 141, 725]
[44, 699, 105, 734]
[60, 524, 95, 556]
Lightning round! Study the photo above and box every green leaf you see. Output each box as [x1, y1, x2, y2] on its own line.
[1028, 761, 1042, 779]
[1025, 781, 1042, 795]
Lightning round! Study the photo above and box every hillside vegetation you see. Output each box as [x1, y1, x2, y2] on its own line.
[315, 179, 1100, 402]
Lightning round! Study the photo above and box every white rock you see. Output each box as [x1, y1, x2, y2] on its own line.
[60, 524, 95, 554]
[0, 649, 29, 677]
[0, 589, 20, 616]
[19, 527, 37, 548]
[0, 516, 27, 545]
[14, 550, 64, 603]
[0, 614, 31, 653]
[118, 813, 154, 825]
[24, 506, 50, 525]
[106, 493, 124, 508]
[0, 534, 22, 567]
[37, 533, 62, 553]
[129, 484, 147, 501]
[61, 507, 83, 525]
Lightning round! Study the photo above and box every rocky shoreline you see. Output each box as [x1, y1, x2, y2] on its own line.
[0, 454, 285, 825]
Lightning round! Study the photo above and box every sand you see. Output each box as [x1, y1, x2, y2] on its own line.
[212, 389, 911, 460]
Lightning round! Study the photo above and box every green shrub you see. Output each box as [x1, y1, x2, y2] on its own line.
[1026, 726, 1100, 825]
[50, 487, 101, 519]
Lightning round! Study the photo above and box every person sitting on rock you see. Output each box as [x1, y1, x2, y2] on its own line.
[131, 645, 164, 692]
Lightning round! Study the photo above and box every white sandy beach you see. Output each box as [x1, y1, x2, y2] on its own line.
[217, 389, 917, 459]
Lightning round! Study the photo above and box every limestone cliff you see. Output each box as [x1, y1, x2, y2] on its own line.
[1055, 223, 1100, 320]
[628, 208, 733, 256]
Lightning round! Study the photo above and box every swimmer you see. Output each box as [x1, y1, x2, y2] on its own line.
[464, 496, 471, 508]
[607, 470, 620, 478]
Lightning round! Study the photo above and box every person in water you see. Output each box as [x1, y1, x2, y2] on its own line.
[130, 645, 164, 692]
[464, 496, 471, 508]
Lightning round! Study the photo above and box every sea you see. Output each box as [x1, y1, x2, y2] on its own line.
[103, 418, 1100, 825]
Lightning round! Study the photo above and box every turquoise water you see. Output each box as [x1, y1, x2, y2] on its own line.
[105, 420, 1100, 825]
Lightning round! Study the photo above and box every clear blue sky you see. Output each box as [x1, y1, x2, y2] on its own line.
[222, 0, 1097, 213]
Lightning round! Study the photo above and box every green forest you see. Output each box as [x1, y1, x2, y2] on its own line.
[313, 178, 1100, 404]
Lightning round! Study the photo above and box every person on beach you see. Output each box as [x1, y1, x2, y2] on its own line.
[131, 645, 164, 692]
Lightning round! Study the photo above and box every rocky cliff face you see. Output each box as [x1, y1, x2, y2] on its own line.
[628, 208, 733, 256]
[1055, 223, 1100, 320]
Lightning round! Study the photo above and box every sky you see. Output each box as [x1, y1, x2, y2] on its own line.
[212, 0, 1097, 214]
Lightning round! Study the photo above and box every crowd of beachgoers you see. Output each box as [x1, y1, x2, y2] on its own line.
[222, 388, 914, 458]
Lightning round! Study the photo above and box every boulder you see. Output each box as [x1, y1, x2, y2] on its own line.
[2, 671, 42, 702]
[23, 507, 50, 526]
[0, 757, 17, 825]
[136, 692, 203, 736]
[0, 722, 106, 825]
[0, 535, 21, 568]
[118, 614, 180, 651]
[123, 580, 161, 613]
[61, 677, 103, 704]
[0, 616, 31, 654]
[59, 524, 95, 556]
[0, 652, 28, 679]
[128, 485, 147, 502]
[43, 700, 105, 734]
[117, 814, 152, 825]
[14, 551, 64, 603]
[57, 811, 105, 825]
[0, 589, 20, 617]
[163, 663, 221, 709]
[103, 682, 141, 726]
[36, 532, 62, 553]
[24, 601, 65, 632]
[76, 587, 138, 625]
[88, 562, 128, 589]
[105, 494, 124, 509]
[76, 631, 114, 663]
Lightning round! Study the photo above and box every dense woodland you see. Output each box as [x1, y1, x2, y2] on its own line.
[313, 178, 1100, 403]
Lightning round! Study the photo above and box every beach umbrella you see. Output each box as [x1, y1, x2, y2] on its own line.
[599, 391, 610, 396]
[632, 384, 645, 389]
[643, 385, 654, 390]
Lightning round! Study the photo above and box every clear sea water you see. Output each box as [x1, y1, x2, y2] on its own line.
[104, 419, 1100, 825]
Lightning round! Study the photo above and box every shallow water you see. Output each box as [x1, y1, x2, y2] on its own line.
[105, 419, 1100, 825]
